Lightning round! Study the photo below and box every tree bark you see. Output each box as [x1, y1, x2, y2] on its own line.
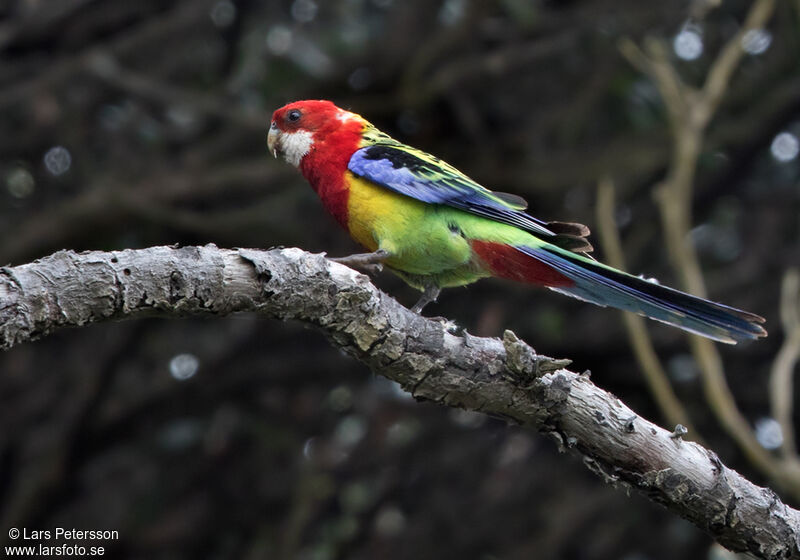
[0, 245, 798, 559]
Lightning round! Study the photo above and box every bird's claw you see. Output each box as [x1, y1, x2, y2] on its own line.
[330, 257, 384, 275]
[330, 250, 390, 274]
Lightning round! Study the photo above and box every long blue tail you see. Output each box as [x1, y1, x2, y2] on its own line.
[519, 245, 766, 344]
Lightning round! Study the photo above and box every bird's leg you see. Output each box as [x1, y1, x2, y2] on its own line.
[411, 284, 441, 314]
[330, 249, 391, 274]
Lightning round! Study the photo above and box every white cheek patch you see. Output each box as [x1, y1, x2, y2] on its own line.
[279, 130, 314, 167]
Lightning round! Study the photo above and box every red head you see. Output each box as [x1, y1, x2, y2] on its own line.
[268, 100, 364, 168]
[268, 100, 367, 228]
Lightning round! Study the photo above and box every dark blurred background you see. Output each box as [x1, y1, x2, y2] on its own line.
[1, 1, 799, 558]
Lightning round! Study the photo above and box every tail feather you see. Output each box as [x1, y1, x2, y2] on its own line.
[515, 245, 766, 344]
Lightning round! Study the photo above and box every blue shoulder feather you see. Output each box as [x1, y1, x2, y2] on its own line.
[348, 143, 555, 238]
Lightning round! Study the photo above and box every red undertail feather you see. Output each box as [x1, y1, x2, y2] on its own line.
[471, 240, 574, 287]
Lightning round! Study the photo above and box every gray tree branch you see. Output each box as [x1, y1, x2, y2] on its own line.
[0, 245, 798, 559]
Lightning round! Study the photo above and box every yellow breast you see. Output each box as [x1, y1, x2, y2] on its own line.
[344, 173, 474, 278]
[345, 172, 426, 254]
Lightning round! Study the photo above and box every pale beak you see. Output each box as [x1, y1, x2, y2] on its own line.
[267, 123, 280, 158]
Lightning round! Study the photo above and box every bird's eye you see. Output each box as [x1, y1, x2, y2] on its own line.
[287, 109, 302, 123]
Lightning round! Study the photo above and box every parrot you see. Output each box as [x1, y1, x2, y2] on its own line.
[267, 99, 766, 344]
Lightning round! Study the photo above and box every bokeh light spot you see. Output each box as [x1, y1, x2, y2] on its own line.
[266, 25, 292, 55]
[43, 146, 72, 176]
[754, 417, 783, 450]
[6, 167, 35, 198]
[334, 415, 367, 448]
[291, 0, 318, 23]
[673, 29, 703, 61]
[741, 28, 771, 55]
[439, 0, 465, 26]
[169, 353, 200, 380]
[210, 0, 236, 28]
[770, 131, 799, 163]
[373, 505, 406, 537]
[667, 353, 698, 383]
[327, 385, 353, 412]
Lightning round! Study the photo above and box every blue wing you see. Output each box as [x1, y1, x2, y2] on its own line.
[347, 140, 557, 239]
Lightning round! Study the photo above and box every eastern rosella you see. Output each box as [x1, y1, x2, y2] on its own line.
[267, 100, 766, 344]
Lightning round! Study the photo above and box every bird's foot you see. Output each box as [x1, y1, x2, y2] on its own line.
[330, 249, 390, 275]
[360, 263, 384, 275]
[410, 286, 463, 331]
[410, 285, 441, 314]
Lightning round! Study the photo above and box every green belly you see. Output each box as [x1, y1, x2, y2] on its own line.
[345, 174, 497, 289]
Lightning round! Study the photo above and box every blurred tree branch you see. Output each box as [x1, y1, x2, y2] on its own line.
[0, 0, 215, 109]
[0, 162, 303, 266]
[618, 0, 800, 494]
[1, 245, 799, 559]
[85, 54, 270, 132]
[595, 178, 699, 440]
[770, 270, 800, 460]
